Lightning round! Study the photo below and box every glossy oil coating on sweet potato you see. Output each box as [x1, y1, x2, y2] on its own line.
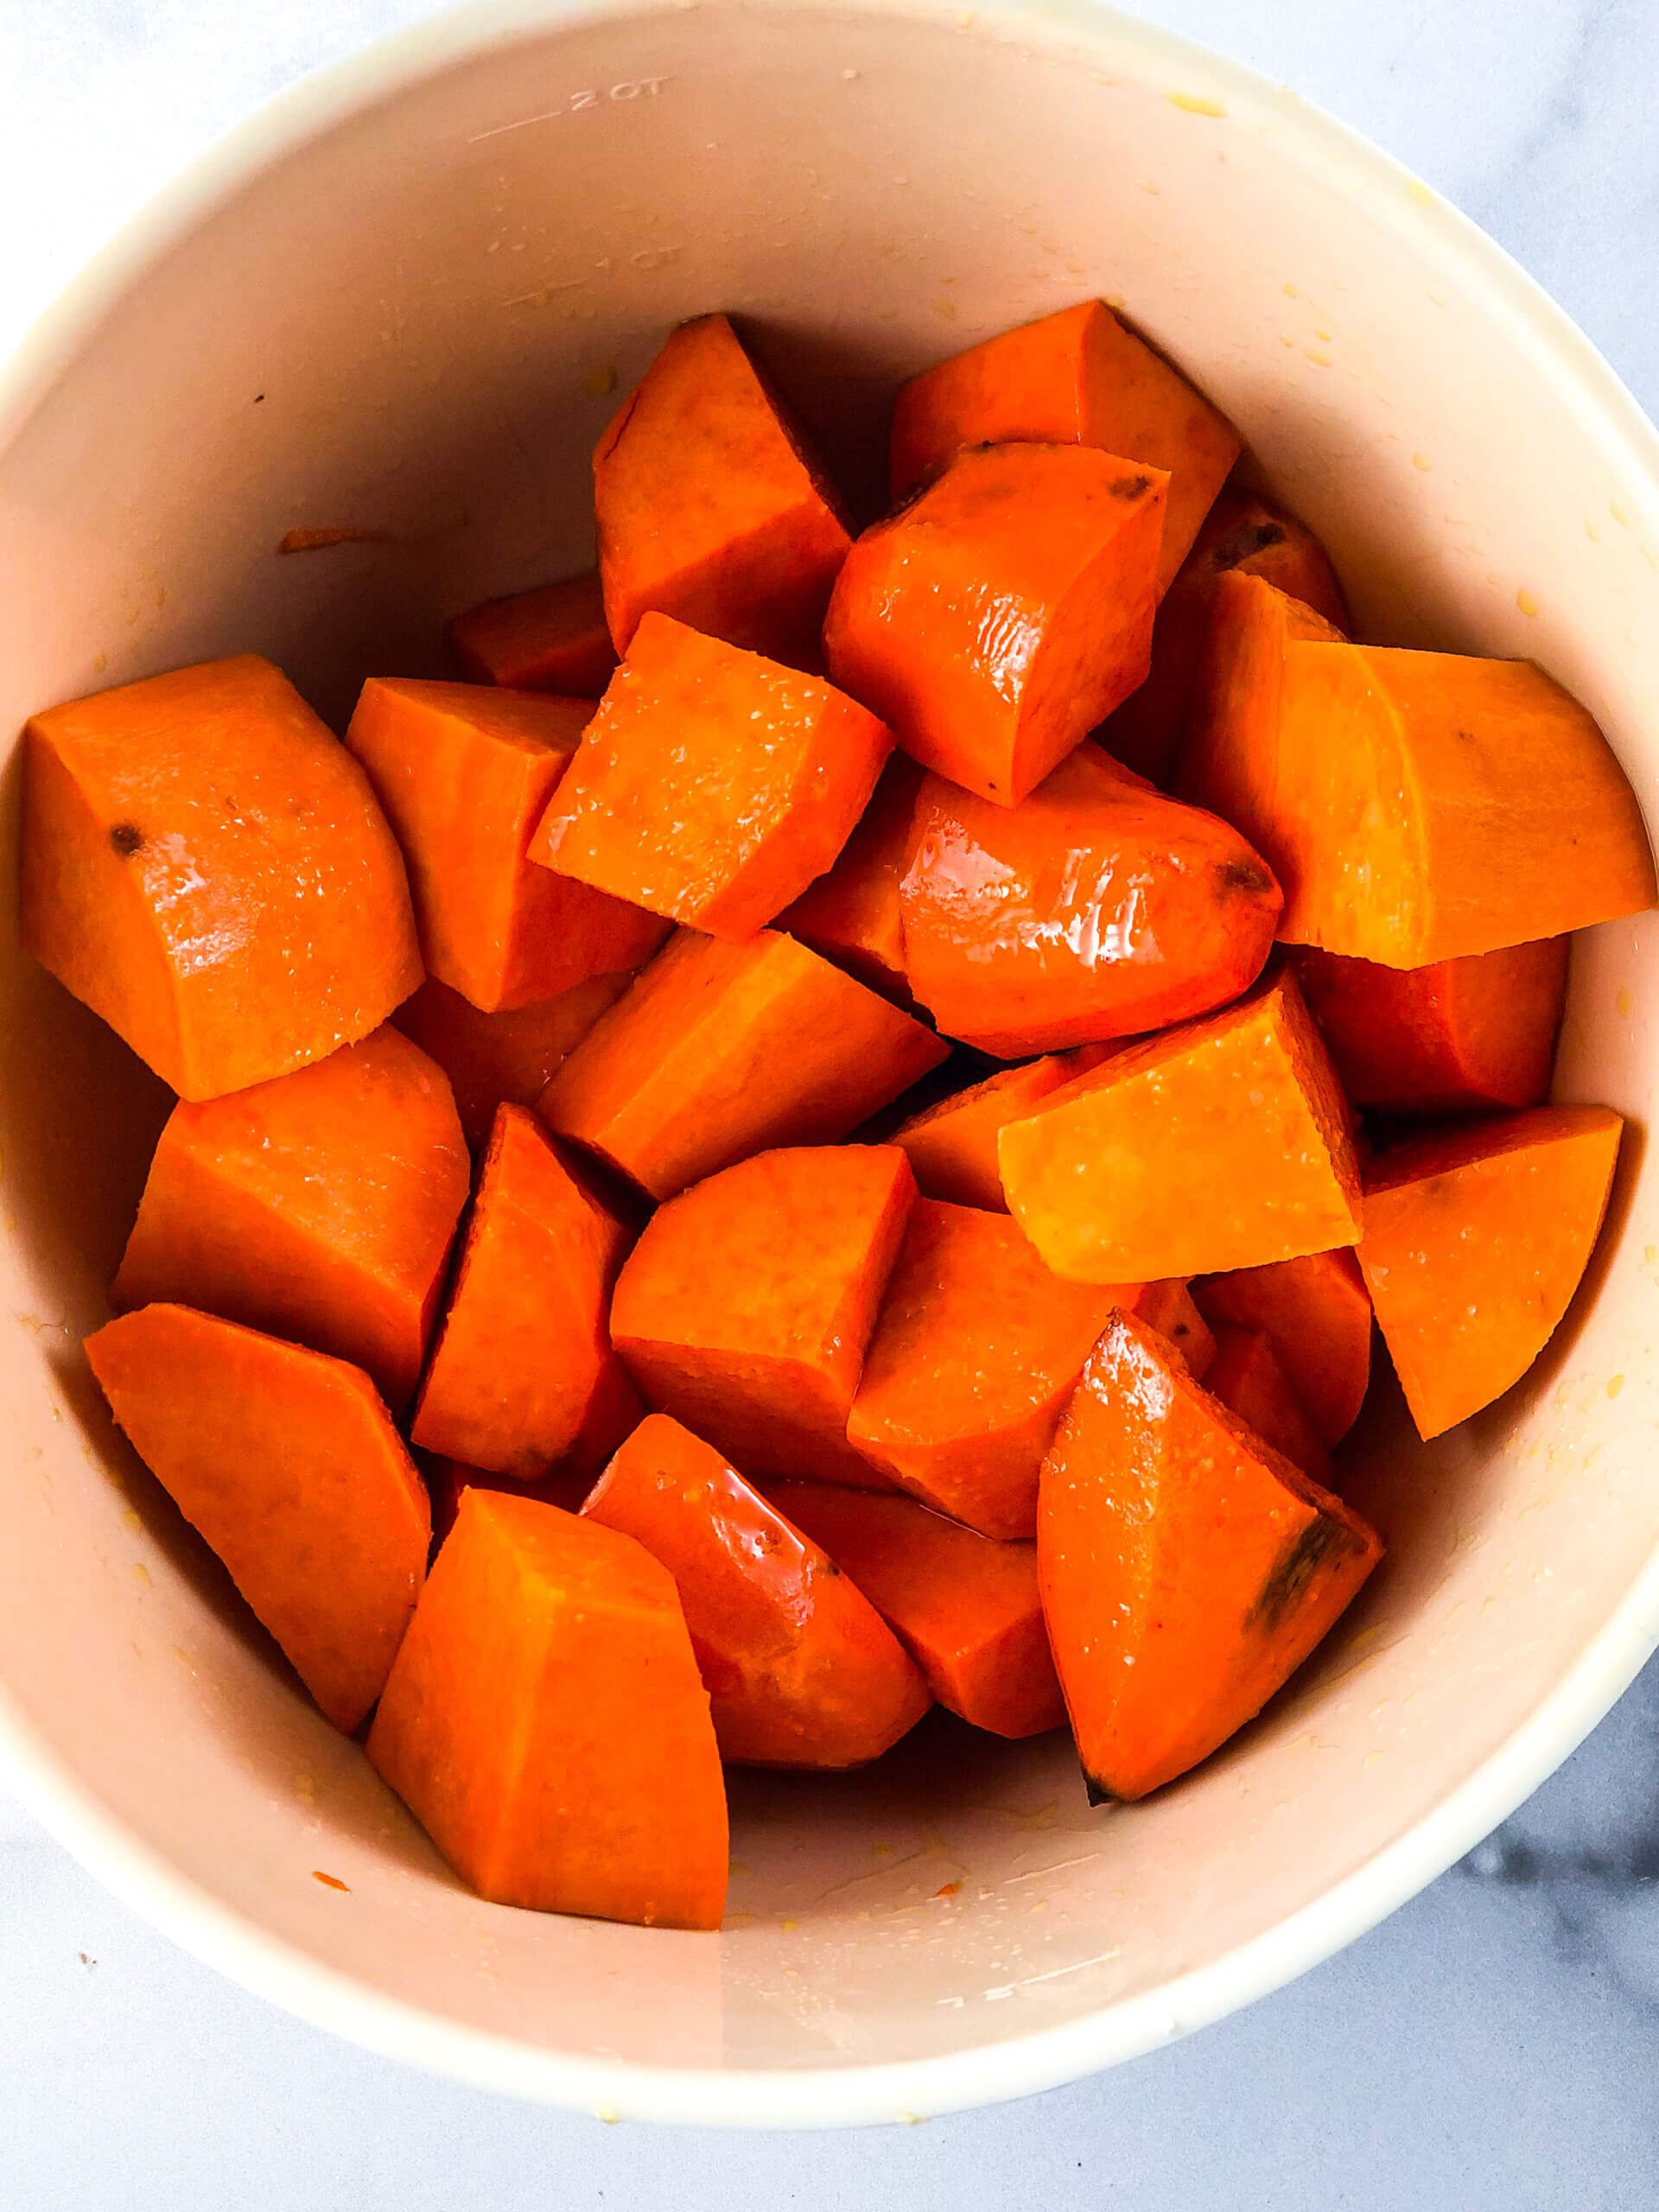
[776, 753, 925, 1000]
[537, 927, 948, 1201]
[899, 747, 1282, 1055]
[20, 653, 421, 1100]
[423, 1455, 595, 1548]
[582, 1416, 931, 1765]
[887, 299, 1242, 591]
[392, 970, 636, 1148]
[824, 443, 1167, 807]
[448, 571, 619, 698]
[768, 1480, 1065, 1738]
[1192, 1248, 1372, 1446]
[85, 1303, 429, 1733]
[1291, 938, 1569, 1116]
[594, 312, 852, 666]
[1001, 968, 1362, 1282]
[1203, 1325, 1335, 1487]
[1038, 1309, 1382, 1801]
[610, 1147, 915, 1489]
[889, 1043, 1122, 1211]
[1358, 1104, 1624, 1440]
[112, 1024, 470, 1413]
[1102, 486, 1349, 785]
[345, 677, 668, 1012]
[1182, 592, 1656, 963]
[411, 1105, 638, 1477]
[847, 1195, 1209, 1538]
[369, 1489, 727, 1927]
[528, 613, 892, 939]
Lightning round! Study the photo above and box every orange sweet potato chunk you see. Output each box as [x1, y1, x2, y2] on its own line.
[448, 571, 619, 698]
[1291, 938, 1569, 1116]
[847, 1196, 1210, 1539]
[1176, 569, 1346, 817]
[899, 747, 1281, 1055]
[776, 753, 925, 1000]
[20, 653, 421, 1100]
[1204, 1325, 1335, 1487]
[610, 1147, 915, 1489]
[1102, 486, 1349, 785]
[112, 1025, 469, 1413]
[1358, 1104, 1624, 1440]
[345, 677, 668, 1012]
[824, 443, 1166, 806]
[888, 299, 1242, 591]
[1192, 1248, 1372, 1446]
[424, 1455, 595, 1548]
[1001, 968, 1362, 1282]
[411, 1105, 638, 1477]
[594, 312, 853, 666]
[1183, 588, 1655, 963]
[85, 1304, 429, 1732]
[582, 1416, 930, 1766]
[391, 970, 636, 1148]
[537, 927, 948, 1201]
[528, 613, 892, 939]
[769, 1480, 1065, 1739]
[890, 1044, 1122, 1211]
[1039, 1310, 1382, 1800]
[369, 1490, 727, 1927]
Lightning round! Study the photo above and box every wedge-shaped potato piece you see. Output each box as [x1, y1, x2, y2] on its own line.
[537, 927, 948, 1201]
[21, 654, 421, 1099]
[1358, 1104, 1623, 1440]
[392, 971, 635, 1149]
[370, 1491, 728, 1927]
[1192, 1247, 1372, 1447]
[86, 1304, 429, 1732]
[346, 677, 666, 1013]
[1292, 938, 1568, 1117]
[411, 1106, 639, 1477]
[1175, 569, 1344, 822]
[899, 747, 1281, 1055]
[1204, 1325, 1335, 1487]
[888, 299, 1241, 591]
[611, 1146, 914, 1489]
[530, 613, 891, 939]
[583, 1416, 930, 1766]
[447, 570, 618, 698]
[1001, 969, 1361, 1282]
[594, 312, 852, 666]
[770, 1480, 1065, 1739]
[113, 1025, 469, 1413]
[1102, 486, 1348, 785]
[777, 753, 925, 1001]
[1182, 582, 1655, 963]
[848, 1197, 1211, 1538]
[890, 1043, 1121, 1211]
[825, 443, 1166, 806]
[1039, 1310, 1382, 1801]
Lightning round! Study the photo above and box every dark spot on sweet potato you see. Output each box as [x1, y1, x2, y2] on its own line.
[1210, 518, 1288, 571]
[1218, 857, 1274, 898]
[1083, 1767, 1121, 1808]
[1110, 473, 1154, 500]
[109, 823, 143, 858]
[1249, 1515, 1362, 1634]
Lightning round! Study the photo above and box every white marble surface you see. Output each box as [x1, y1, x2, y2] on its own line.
[4, 0, 1659, 2202]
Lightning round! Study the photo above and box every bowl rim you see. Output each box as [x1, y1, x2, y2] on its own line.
[3, 0, 1659, 2131]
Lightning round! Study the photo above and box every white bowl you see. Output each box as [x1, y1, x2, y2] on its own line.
[3, 0, 1657, 2131]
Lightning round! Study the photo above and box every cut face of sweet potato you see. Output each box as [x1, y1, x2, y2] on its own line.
[825, 442, 1167, 807]
[391, 971, 635, 1149]
[368, 1490, 728, 1927]
[112, 1024, 470, 1414]
[21, 654, 422, 1100]
[1192, 1248, 1372, 1447]
[447, 571, 619, 698]
[1358, 1104, 1624, 1440]
[776, 753, 925, 1001]
[768, 1480, 1065, 1739]
[85, 1303, 429, 1733]
[610, 1146, 915, 1489]
[582, 1416, 931, 1766]
[890, 1043, 1122, 1211]
[899, 746, 1281, 1055]
[537, 927, 948, 1201]
[1038, 1309, 1382, 1800]
[1000, 968, 1362, 1282]
[1204, 1325, 1335, 1488]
